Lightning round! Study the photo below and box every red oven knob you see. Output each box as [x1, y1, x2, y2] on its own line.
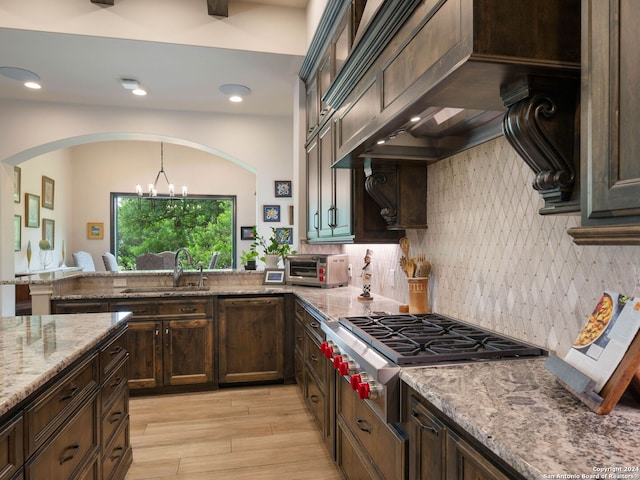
[319, 276, 325, 282]
[333, 355, 344, 369]
[357, 381, 382, 400]
[319, 267, 325, 274]
[350, 373, 370, 390]
[338, 359, 356, 376]
[320, 341, 335, 359]
[357, 382, 371, 399]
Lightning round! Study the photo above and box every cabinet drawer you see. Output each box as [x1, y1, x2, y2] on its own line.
[157, 300, 208, 316]
[100, 328, 127, 380]
[101, 418, 130, 480]
[101, 359, 128, 414]
[305, 375, 326, 434]
[26, 393, 98, 480]
[111, 301, 157, 317]
[304, 330, 325, 387]
[0, 413, 23, 480]
[76, 453, 99, 480]
[302, 311, 324, 343]
[25, 354, 99, 455]
[102, 388, 128, 449]
[338, 380, 405, 480]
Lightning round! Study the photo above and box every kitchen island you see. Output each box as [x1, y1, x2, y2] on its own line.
[0, 312, 131, 480]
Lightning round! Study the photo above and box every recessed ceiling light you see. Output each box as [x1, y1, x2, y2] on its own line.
[121, 78, 147, 96]
[376, 139, 386, 145]
[219, 84, 252, 103]
[410, 116, 421, 123]
[0, 67, 42, 89]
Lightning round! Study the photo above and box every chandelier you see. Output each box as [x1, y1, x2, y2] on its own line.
[136, 142, 187, 198]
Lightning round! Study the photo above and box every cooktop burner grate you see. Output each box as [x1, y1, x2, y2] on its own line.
[338, 313, 546, 365]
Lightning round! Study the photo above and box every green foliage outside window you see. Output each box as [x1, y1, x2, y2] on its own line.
[113, 195, 235, 270]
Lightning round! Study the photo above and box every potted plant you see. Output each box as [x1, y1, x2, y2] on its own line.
[240, 249, 259, 270]
[251, 227, 296, 269]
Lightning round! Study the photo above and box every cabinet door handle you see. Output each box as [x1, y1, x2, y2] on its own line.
[179, 307, 197, 313]
[411, 411, 438, 434]
[109, 411, 123, 424]
[155, 328, 159, 336]
[309, 394, 319, 404]
[109, 345, 123, 356]
[314, 211, 319, 230]
[309, 321, 319, 329]
[59, 443, 80, 464]
[110, 376, 124, 389]
[355, 418, 371, 433]
[309, 354, 318, 362]
[59, 385, 79, 402]
[109, 445, 124, 462]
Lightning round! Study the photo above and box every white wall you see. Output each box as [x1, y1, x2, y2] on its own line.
[0, 99, 297, 313]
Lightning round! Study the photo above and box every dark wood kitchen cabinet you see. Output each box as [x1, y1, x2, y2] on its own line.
[403, 384, 524, 480]
[294, 300, 335, 457]
[113, 298, 214, 392]
[336, 377, 406, 480]
[568, 0, 640, 244]
[217, 296, 285, 384]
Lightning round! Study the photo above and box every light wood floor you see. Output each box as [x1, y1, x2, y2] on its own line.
[124, 384, 344, 479]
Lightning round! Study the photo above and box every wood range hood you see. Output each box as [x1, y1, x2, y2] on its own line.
[322, 0, 581, 218]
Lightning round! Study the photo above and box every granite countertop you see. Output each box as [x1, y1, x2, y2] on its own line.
[401, 360, 640, 480]
[0, 312, 130, 419]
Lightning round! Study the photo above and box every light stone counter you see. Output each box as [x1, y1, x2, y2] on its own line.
[401, 360, 640, 480]
[0, 312, 130, 419]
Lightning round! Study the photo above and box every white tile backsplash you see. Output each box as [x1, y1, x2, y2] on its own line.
[307, 136, 640, 356]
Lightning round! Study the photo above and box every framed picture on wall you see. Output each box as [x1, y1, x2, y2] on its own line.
[87, 222, 104, 240]
[263, 205, 280, 222]
[42, 176, 55, 209]
[42, 218, 55, 249]
[14, 215, 21, 251]
[275, 227, 293, 244]
[240, 226, 255, 240]
[25, 193, 40, 228]
[14, 166, 21, 203]
[275, 180, 292, 198]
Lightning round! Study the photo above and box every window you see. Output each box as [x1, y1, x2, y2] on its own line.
[111, 193, 236, 270]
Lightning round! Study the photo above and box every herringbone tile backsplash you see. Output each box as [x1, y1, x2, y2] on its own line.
[307, 136, 640, 356]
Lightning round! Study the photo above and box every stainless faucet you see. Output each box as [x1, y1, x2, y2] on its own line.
[173, 248, 192, 287]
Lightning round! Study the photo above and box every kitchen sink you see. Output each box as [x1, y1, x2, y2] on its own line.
[120, 286, 209, 293]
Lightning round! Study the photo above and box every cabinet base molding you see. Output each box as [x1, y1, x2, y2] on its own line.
[567, 225, 640, 245]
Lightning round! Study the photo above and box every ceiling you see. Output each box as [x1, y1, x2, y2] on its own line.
[0, 0, 309, 117]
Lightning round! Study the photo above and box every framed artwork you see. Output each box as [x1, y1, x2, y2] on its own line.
[275, 227, 293, 244]
[240, 226, 255, 240]
[14, 166, 21, 203]
[42, 176, 55, 209]
[42, 218, 55, 249]
[275, 180, 292, 198]
[14, 215, 21, 251]
[87, 222, 104, 240]
[263, 205, 280, 222]
[25, 193, 40, 228]
[262, 269, 285, 285]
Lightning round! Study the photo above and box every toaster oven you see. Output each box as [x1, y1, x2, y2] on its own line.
[285, 254, 349, 288]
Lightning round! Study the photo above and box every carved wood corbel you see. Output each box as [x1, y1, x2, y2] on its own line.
[501, 76, 580, 214]
[363, 159, 428, 229]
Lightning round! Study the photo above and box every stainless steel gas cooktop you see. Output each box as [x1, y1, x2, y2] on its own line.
[338, 313, 546, 366]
